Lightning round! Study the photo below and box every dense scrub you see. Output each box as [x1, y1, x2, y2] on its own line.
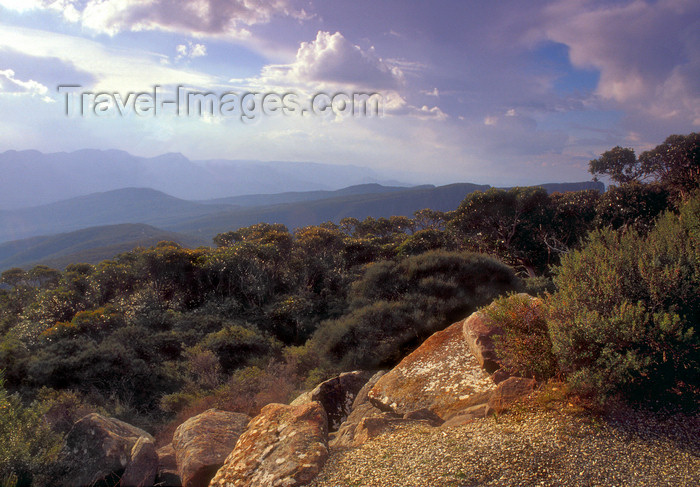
[547, 196, 700, 401]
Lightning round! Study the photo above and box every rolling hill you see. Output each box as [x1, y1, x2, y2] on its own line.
[168, 183, 491, 239]
[0, 223, 207, 270]
[0, 188, 236, 243]
[0, 180, 604, 270]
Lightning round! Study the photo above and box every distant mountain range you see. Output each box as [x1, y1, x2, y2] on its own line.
[0, 180, 604, 271]
[0, 149, 406, 209]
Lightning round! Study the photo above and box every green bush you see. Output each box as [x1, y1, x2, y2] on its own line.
[312, 251, 519, 370]
[200, 323, 281, 373]
[547, 198, 699, 401]
[482, 294, 556, 380]
[0, 373, 63, 487]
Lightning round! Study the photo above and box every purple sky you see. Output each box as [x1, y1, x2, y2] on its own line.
[0, 0, 698, 185]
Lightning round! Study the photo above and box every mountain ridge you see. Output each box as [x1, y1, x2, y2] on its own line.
[0, 149, 401, 209]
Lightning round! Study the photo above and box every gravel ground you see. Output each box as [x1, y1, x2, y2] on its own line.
[309, 400, 699, 487]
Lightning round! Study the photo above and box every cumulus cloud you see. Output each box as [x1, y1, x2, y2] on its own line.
[0, 0, 305, 37]
[254, 31, 404, 90]
[0, 68, 52, 101]
[539, 0, 700, 126]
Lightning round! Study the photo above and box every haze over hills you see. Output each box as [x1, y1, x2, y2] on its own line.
[197, 183, 433, 207]
[0, 223, 207, 271]
[0, 188, 236, 243]
[0, 184, 430, 243]
[0, 149, 406, 209]
[171, 181, 602, 241]
[0, 180, 604, 270]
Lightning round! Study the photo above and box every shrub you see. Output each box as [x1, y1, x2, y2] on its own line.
[0, 373, 63, 487]
[547, 199, 699, 402]
[312, 251, 519, 370]
[482, 293, 556, 380]
[200, 324, 281, 374]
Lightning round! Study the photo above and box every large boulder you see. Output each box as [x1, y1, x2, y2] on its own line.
[121, 436, 159, 487]
[60, 413, 155, 487]
[462, 309, 504, 373]
[368, 321, 496, 419]
[172, 408, 250, 487]
[330, 371, 387, 448]
[209, 402, 329, 487]
[291, 370, 374, 431]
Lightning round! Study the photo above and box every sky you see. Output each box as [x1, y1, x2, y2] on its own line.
[0, 0, 698, 186]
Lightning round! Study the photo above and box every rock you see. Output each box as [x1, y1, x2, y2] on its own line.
[463, 293, 543, 375]
[121, 436, 159, 487]
[172, 408, 250, 487]
[60, 413, 155, 487]
[291, 370, 374, 431]
[209, 402, 328, 487]
[351, 415, 407, 446]
[462, 310, 503, 373]
[329, 371, 387, 448]
[352, 413, 438, 446]
[403, 408, 444, 426]
[368, 321, 496, 419]
[156, 444, 182, 487]
[487, 377, 536, 413]
[441, 404, 491, 428]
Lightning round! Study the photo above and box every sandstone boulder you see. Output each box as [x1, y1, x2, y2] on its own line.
[368, 321, 495, 419]
[172, 408, 250, 487]
[121, 436, 159, 487]
[291, 370, 374, 431]
[329, 370, 387, 448]
[441, 403, 491, 428]
[209, 402, 328, 487]
[60, 413, 155, 487]
[462, 309, 503, 373]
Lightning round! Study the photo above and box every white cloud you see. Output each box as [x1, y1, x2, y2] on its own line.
[0, 68, 52, 101]
[175, 41, 207, 62]
[253, 31, 404, 90]
[0, 25, 218, 92]
[0, 0, 305, 37]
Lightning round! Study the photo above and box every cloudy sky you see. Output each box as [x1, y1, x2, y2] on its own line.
[0, 0, 698, 185]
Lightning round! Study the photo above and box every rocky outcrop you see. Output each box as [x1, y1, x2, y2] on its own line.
[291, 370, 374, 431]
[209, 402, 329, 487]
[172, 408, 250, 487]
[156, 444, 182, 487]
[60, 413, 156, 487]
[368, 321, 496, 420]
[121, 436, 159, 487]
